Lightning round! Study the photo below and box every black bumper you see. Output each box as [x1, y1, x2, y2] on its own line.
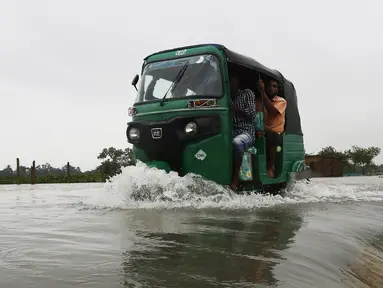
[126, 114, 221, 172]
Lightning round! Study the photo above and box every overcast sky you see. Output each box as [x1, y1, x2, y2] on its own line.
[0, 0, 381, 171]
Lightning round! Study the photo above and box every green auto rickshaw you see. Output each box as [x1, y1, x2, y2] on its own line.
[126, 43, 311, 193]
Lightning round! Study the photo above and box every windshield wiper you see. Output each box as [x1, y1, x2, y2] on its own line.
[160, 62, 189, 107]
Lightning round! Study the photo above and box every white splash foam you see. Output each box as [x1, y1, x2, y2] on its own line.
[80, 162, 383, 211]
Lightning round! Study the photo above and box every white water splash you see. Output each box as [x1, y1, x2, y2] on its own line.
[82, 161, 383, 211]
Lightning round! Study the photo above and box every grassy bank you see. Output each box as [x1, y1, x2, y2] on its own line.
[0, 173, 108, 185]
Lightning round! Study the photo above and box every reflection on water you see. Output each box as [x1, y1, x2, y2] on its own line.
[343, 231, 383, 288]
[0, 177, 382, 287]
[119, 207, 303, 287]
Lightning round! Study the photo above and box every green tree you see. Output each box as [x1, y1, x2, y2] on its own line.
[96, 147, 136, 178]
[345, 145, 381, 175]
[0, 165, 14, 176]
[317, 146, 349, 164]
[318, 146, 338, 156]
[19, 165, 30, 176]
[60, 164, 82, 175]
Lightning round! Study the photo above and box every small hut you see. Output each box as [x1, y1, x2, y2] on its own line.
[305, 155, 344, 177]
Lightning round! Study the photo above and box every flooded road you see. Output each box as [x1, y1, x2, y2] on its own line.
[1, 166, 382, 287]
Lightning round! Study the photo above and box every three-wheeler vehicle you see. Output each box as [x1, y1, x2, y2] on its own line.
[126, 43, 311, 193]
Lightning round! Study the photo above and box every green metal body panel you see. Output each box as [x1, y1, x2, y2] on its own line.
[182, 133, 232, 184]
[133, 106, 233, 185]
[251, 133, 305, 185]
[131, 46, 235, 186]
[128, 44, 310, 192]
[145, 161, 171, 173]
[145, 46, 226, 64]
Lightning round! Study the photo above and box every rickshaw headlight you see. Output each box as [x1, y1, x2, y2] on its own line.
[128, 127, 140, 141]
[185, 122, 197, 134]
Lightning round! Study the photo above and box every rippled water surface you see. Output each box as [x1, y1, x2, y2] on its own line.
[1, 164, 383, 287]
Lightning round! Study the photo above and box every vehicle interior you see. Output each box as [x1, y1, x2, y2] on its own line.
[139, 55, 223, 102]
[227, 62, 286, 179]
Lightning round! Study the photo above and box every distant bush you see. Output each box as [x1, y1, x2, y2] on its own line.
[0, 146, 136, 185]
[0, 173, 108, 185]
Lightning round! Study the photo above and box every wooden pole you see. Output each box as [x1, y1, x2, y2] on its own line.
[67, 162, 70, 177]
[16, 158, 20, 177]
[16, 158, 20, 184]
[31, 160, 36, 184]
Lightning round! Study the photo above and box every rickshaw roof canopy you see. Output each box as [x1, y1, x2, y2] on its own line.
[144, 43, 289, 82]
[142, 43, 303, 135]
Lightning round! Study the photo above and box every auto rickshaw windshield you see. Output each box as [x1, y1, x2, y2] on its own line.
[135, 54, 223, 103]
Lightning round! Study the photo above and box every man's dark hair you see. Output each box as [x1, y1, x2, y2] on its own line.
[269, 78, 282, 93]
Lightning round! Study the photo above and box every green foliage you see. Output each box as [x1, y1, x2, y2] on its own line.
[0, 146, 136, 184]
[344, 145, 381, 167]
[344, 145, 381, 174]
[317, 146, 338, 156]
[96, 147, 136, 178]
[1, 143, 380, 185]
[0, 173, 107, 185]
[1, 165, 13, 176]
[315, 145, 381, 175]
[318, 146, 349, 161]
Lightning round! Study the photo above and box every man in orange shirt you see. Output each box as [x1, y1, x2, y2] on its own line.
[258, 78, 287, 178]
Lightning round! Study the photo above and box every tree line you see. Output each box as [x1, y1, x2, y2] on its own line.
[0, 147, 136, 184]
[0, 144, 382, 184]
[306, 145, 382, 175]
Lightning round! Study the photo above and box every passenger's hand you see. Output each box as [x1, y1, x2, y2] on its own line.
[258, 79, 265, 92]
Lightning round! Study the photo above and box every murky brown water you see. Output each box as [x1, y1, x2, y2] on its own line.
[0, 174, 382, 287]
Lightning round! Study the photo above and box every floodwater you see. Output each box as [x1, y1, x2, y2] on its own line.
[1, 163, 382, 288]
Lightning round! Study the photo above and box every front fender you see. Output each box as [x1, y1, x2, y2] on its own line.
[145, 161, 171, 173]
[289, 160, 311, 181]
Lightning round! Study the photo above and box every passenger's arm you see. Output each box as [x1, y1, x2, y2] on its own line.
[257, 80, 279, 116]
[262, 93, 280, 116]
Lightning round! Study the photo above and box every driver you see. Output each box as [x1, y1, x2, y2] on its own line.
[170, 75, 190, 98]
[144, 75, 190, 100]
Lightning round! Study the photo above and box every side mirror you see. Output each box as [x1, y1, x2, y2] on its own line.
[131, 74, 139, 91]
